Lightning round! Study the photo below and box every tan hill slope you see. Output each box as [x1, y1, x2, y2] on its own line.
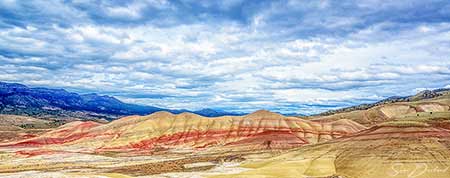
[316, 88, 450, 116]
[310, 93, 450, 126]
[215, 122, 450, 178]
[2, 110, 366, 153]
[212, 95, 450, 178]
[0, 115, 63, 142]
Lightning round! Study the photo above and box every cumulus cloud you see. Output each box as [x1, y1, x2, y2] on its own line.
[0, 0, 449, 114]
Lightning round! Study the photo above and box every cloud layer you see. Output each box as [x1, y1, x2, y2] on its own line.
[0, 0, 449, 114]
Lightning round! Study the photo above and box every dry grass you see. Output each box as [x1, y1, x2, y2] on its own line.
[109, 154, 245, 176]
[377, 120, 430, 127]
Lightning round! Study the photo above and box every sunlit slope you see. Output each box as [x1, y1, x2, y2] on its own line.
[5, 121, 102, 146]
[311, 94, 450, 126]
[0, 115, 56, 142]
[3, 110, 366, 152]
[216, 123, 450, 178]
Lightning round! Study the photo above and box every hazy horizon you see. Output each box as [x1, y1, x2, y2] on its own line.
[0, 0, 449, 114]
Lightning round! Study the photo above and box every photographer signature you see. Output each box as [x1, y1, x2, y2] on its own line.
[389, 163, 449, 178]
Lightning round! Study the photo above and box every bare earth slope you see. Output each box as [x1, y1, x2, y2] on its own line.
[216, 123, 450, 178]
[2, 110, 366, 153]
[0, 94, 449, 177]
[0, 115, 57, 142]
[311, 94, 450, 126]
[213, 95, 450, 178]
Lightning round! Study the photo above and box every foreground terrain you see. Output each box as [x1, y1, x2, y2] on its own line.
[0, 91, 449, 177]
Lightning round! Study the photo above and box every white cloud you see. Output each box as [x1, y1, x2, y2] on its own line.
[105, 2, 145, 19]
[0, 0, 17, 8]
[0, 0, 449, 114]
[272, 88, 381, 103]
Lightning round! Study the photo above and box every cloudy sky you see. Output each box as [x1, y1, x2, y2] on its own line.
[0, 0, 449, 114]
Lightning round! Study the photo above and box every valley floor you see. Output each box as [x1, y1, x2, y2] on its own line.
[0, 147, 282, 178]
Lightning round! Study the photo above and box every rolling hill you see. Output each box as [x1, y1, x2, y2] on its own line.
[2, 110, 365, 153]
[212, 91, 450, 178]
[0, 87, 449, 177]
[216, 122, 450, 178]
[0, 114, 60, 143]
[316, 88, 450, 116]
[309, 91, 450, 126]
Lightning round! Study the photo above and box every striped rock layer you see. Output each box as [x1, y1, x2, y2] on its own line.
[4, 110, 366, 152]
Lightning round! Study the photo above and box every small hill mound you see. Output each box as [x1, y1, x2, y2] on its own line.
[410, 89, 441, 101]
[416, 103, 449, 112]
[3, 121, 102, 146]
[0, 114, 62, 143]
[244, 110, 284, 119]
[311, 96, 450, 127]
[379, 104, 416, 118]
[316, 88, 450, 116]
[0, 114, 50, 127]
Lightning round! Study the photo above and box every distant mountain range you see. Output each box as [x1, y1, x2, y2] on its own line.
[0, 82, 242, 120]
[2, 81, 447, 121]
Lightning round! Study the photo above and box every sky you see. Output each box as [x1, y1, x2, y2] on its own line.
[0, 0, 449, 115]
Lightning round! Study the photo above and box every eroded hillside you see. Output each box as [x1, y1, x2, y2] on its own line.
[0, 92, 449, 177]
[3, 110, 365, 153]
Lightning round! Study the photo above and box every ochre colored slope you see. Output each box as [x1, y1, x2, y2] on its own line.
[311, 98, 450, 126]
[0, 115, 54, 142]
[2, 110, 366, 152]
[2, 121, 102, 146]
[0, 114, 50, 126]
[217, 124, 450, 178]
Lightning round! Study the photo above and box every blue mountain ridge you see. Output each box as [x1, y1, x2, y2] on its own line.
[0, 81, 243, 120]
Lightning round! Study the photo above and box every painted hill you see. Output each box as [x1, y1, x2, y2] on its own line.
[0, 114, 62, 142]
[2, 110, 366, 153]
[217, 122, 450, 178]
[310, 93, 450, 126]
[212, 96, 450, 177]
[10, 121, 102, 146]
[316, 88, 450, 116]
[1, 90, 449, 177]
